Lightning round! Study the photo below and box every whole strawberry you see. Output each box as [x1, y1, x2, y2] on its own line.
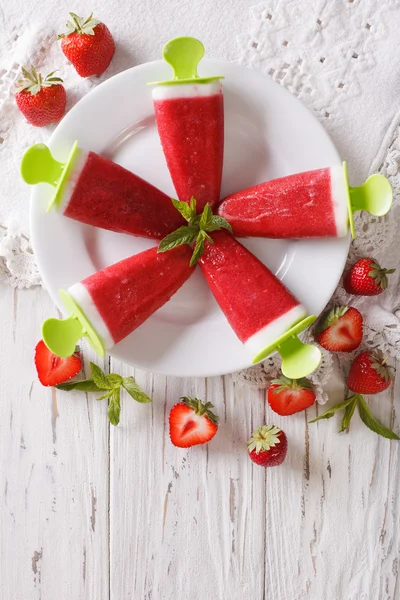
[347, 350, 394, 394]
[59, 13, 115, 77]
[247, 425, 287, 467]
[15, 66, 66, 127]
[344, 258, 395, 296]
[315, 305, 363, 352]
[169, 396, 219, 448]
[268, 376, 315, 416]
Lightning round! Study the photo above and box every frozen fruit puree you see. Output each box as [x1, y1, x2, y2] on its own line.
[198, 231, 307, 356]
[218, 166, 350, 238]
[61, 150, 184, 239]
[153, 81, 224, 212]
[68, 245, 193, 349]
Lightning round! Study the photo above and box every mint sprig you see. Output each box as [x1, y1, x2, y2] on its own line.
[310, 393, 399, 440]
[56, 361, 152, 425]
[158, 197, 232, 266]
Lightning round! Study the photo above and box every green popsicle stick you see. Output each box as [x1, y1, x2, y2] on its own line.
[42, 289, 105, 358]
[148, 36, 223, 86]
[20, 141, 79, 212]
[252, 315, 321, 379]
[344, 161, 392, 239]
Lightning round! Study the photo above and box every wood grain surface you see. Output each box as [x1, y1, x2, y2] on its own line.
[1, 285, 399, 600]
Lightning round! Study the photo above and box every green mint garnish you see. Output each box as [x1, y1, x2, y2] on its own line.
[56, 361, 152, 426]
[310, 393, 399, 439]
[157, 197, 232, 266]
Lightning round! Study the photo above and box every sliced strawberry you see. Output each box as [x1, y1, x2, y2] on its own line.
[267, 376, 315, 416]
[315, 306, 363, 352]
[169, 396, 219, 448]
[247, 425, 287, 467]
[35, 340, 82, 387]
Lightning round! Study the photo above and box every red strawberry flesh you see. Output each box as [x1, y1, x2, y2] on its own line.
[169, 397, 219, 448]
[316, 306, 363, 352]
[35, 340, 82, 386]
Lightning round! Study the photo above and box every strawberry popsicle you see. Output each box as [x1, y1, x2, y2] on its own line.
[218, 164, 393, 239]
[21, 143, 184, 239]
[42, 245, 193, 358]
[198, 231, 320, 376]
[151, 37, 224, 212]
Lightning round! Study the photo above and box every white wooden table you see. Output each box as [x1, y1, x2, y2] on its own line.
[1, 283, 399, 600]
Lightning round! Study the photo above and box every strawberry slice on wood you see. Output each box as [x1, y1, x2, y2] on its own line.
[35, 340, 82, 386]
[267, 376, 316, 416]
[315, 306, 363, 352]
[169, 396, 219, 448]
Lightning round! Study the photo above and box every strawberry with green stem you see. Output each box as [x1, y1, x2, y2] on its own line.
[59, 13, 115, 77]
[310, 350, 398, 439]
[315, 306, 363, 352]
[15, 66, 66, 126]
[267, 376, 316, 416]
[169, 396, 219, 447]
[247, 425, 288, 467]
[158, 197, 232, 266]
[344, 258, 395, 296]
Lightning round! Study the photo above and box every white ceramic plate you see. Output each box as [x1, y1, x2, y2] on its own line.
[30, 59, 350, 377]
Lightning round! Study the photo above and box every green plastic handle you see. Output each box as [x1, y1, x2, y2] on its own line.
[20, 141, 79, 212]
[148, 37, 223, 86]
[344, 162, 393, 238]
[252, 315, 321, 378]
[42, 289, 105, 358]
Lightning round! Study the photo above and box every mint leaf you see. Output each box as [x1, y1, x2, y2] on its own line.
[56, 379, 102, 392]
[158, 225, 198, 253]
[108, 387, 121, 426]
[107, 374, 123, 387]
[208, 215, 233, 233]
[190, 197, 197, 215]
[190, 231, 206, 266]
[122, 377, 152, 403]
[96, 391, 113, 401]
[199, 203, 213, 231]
[90, 362, 111, 390]
[309, 396, 357, 423]
[357, 395, 400, 440]
[171, 198, 194, 222]
[338, 395, 358, 432]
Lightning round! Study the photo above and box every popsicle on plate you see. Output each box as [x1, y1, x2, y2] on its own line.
[198, 231, 321, 378]
[218, 163, 392, 239]
[42, 245, 193, 358]
[21, 142, 184, 239]
[150, 37, 224, 212]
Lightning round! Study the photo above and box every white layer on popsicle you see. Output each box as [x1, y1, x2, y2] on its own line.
[58, 149, 89, 214]
[152, 80, 222, 100]
[330, 165, 350, 237]
[68, 282, 115, 350]
[243, 304, 307, 356]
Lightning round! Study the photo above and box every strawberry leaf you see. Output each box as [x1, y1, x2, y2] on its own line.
[56, 378, 102, 392]
[90, 362, 112, 390]
[338, 395, 358, 432]
[309, 396, 357, 423]
[108, 387, 121, 426]
[122, 377, 152, 403]
[357, 395, 400, 440]
[157, 225, 198, 253]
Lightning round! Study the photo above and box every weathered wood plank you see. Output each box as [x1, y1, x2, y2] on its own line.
[0, 286, 109, 600]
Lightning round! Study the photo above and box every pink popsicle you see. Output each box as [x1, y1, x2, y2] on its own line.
[198, 231, 308, 359]
[152, 81, 224, 212]
[218, 166, 350, 238]
[66, 245, 193, 349]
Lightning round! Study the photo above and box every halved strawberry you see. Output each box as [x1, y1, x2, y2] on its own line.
[35, 340, 82, 386]
[169, 396, 219, 448]
[268, 376, 315, 416]
[315, 306, 363, 352]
